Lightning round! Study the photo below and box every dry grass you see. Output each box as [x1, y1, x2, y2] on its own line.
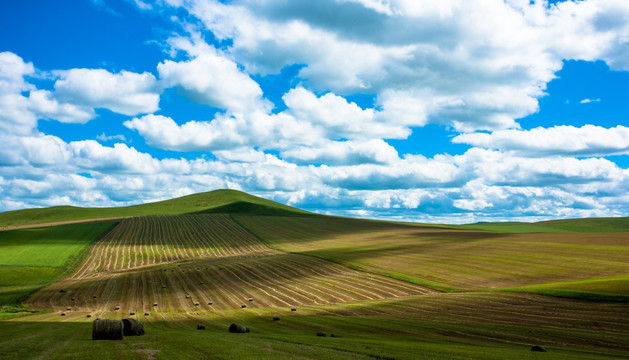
[236, 216, 629, 291]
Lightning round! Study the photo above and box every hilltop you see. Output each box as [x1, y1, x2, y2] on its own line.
[0, 189, 312, 228]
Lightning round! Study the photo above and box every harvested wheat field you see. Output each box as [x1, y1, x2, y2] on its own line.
[29, 252, 434, 313]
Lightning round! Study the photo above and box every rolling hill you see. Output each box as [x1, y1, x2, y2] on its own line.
[1, 189, 628, 359]
[0, 189, 311, 228]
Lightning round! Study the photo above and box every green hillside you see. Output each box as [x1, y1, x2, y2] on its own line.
[0, 189, 310, 227]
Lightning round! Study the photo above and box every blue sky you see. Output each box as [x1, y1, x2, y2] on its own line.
[1, 0, 628, 223]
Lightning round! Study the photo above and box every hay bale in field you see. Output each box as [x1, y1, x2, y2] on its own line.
[153, 303, 158, 307]
[330, 334, 342, 338]
[272, 316, 280, 321]
[208, 301, 213, 305]
[162, 285, 166, 289]
[144, 313, 149, 316]
[316, 331, 326, 337]
[185, 295, 190, 299]
[93, 295, 97, 298]
[241, 304, 247, 308]
[114, 306, 120, 310]
[59, 289, 66, 293]
[195, 303, 199, 306]
[129, 312, 135, 315]
[86, 314, 92, 318]
[61, 313, 66, 316]
[197, 324, 205, 330]
[248, 298, 253, 302]
[66, 307, 71, 310]
[71, 297, 75, 301]
[92, 319, 123, 340]
[531, 346, 547, 352]
[122, 318, 145, 336]
[229, 323, 249, 333]
[291, 308, 297, 312]
[200, 281, 204, 284]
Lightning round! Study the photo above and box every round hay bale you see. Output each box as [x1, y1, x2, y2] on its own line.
[144, 313, 149, 316]
[197, 324, 206, 330]
[59, 289, 65, 293]
[122, 318, 145, 336]
[114, 306, 120, 310]
[86, 314, 92, 318]
[248, 298, 253, 302]
[241, 304, 247, 308]
[162, 285, 166, 289]
[330, 334, 342, 338]
[185, 295, 190, 299]
[229, 323, 249, 333]
[71, 297, 75, 301]
[93, 295, 97, 299]
[61, 313, 66, 316]
[92, 319, 123, 340]
[129, 312, 135, 315]
[153, 303, 158, 307]
[200, 281, 204, 284]
[208, 301, 213, 305]
[291, 308, 297, 312]
[531, 346, 547, 352]
[316, 331, 326, 337]
[272, 316, 280, 321]
[66, 307, 71, 310]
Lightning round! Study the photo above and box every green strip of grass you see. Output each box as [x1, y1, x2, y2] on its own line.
[501, 274, 629, 302]
[0, 221, 117, 309]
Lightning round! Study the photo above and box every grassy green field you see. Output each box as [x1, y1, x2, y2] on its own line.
[0, 190, 628, 359]
[2, 292, 628, 359]
[0, 222, 117, 312]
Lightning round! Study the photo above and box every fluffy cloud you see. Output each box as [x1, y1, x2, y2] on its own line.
[124, 87, 408, 153]
[156, 0, 629, 132]
[452, 125, 629, 157]
[53, 68, 160, 116]
[0, 52, 97, 135]
[158, 38, 269, 113]
[282, 139, 399, 165]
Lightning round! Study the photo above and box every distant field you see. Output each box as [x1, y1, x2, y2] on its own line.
[4, 292, 629, 359]
[461, 217, 629, 233]
[236, 216, 629, 294]
[0, 222, 116, 308]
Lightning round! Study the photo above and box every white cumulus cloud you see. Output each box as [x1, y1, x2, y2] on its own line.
[452, 125, 629, 157]
[53, 68, 160, 116]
